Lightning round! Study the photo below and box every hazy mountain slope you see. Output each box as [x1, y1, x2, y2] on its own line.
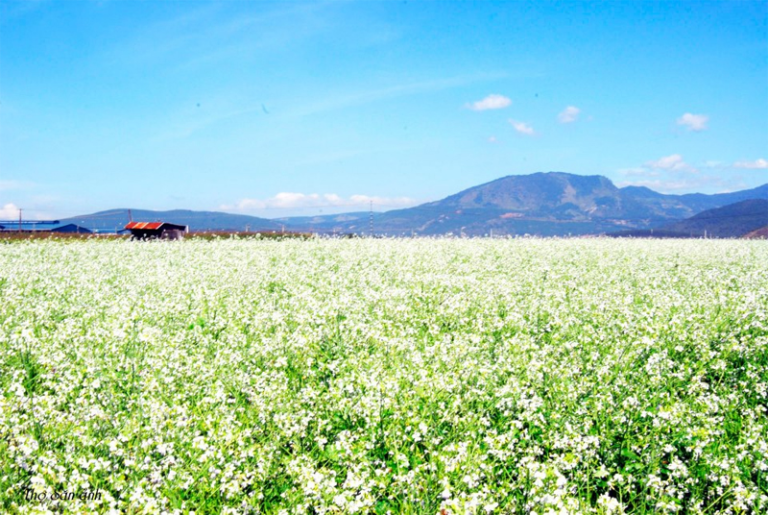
[273, 212, 370, 231]
[610, 199, 768, 238]
[62, 174, 768, 236]
[662, 199, 768, 238]
[620, 184, 768, 221]
[326, 173, 768, 236]
[61, 209, 285, 233]
[431, 173, 622, 217]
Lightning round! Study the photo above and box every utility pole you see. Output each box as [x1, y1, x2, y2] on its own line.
[18, 208, 22, 233]
[369, 201, 374, 238]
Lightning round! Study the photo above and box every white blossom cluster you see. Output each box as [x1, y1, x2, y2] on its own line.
[0, 238, 766, 514]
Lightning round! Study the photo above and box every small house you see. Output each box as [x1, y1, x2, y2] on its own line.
[124, 221, 188, 240]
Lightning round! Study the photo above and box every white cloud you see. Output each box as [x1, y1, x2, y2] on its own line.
[647, 154, 685, 170]
[222, 193, 419, 213]
[616, 180, 695, 192]
[488, 136, 498, 144]
[618, 167, 659, 177]
[0, 180, 35, 191]
[646, 154, 697, 173]
[0, 203, 21, 219]
[558, 106, 580, 123]
[616, 175, 745, 194]
[734, 158, 768, 169]
[509, 119, 535, 136]
[617, 154, 757, 194]
[676, 113, 708, 132]
[467, 94, 512, 111]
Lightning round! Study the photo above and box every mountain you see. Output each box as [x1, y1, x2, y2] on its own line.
[620, 184, 768, 221]
[62, 173, 768, 236]
[283, 173, 768, 236]
[660, 199, 768, 238]
[271, 212, 370, 232]
[61, 208, 285, 233]
[611, 199, 768, 238]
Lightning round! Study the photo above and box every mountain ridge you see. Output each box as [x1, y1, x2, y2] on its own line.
[310, 172, 767, 236]
[662, 199, 768, 238]
[61, 172, 768, 236]
[610, 199, 768, 239]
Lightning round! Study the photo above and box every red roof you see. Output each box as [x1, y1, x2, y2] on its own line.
[125, 222, 164, 230]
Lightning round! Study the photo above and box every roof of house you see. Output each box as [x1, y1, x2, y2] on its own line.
[124, 221, 187, 231]
[125, 222, 164, 230]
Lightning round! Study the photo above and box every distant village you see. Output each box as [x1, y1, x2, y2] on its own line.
[0, 215, 186, 239]
[0, 209, 309, 240]
[3, 172, 766, 239]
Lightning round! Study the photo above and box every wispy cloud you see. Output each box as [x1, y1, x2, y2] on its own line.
[509, 119, 535, 136]
[646, 154, 697, 173]
[558, 106, 580, 123]
[0, 0, 48, 27]
[155, 73, 511, 141]
[153, 99, 267, 142]
[616, 153, 753, 194]
[295, 73, 509, 118]
[734, 158, 768, 169]
[222, 193, 419, 212]
[676, 113, 708, 132]
[466, 94, 511, 111]
[616, 176, 745, 194]
[616, 179, 694, 192]
[0, 180, 36, 191]
[618, 167, 659, 178]
[106, 2, 337, 73]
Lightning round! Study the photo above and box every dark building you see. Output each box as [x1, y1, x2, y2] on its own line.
[0, 222, 90, 234]
[125, 221, 188, 240]
[51, 224, 92, 234]
[0, 220, 62, 232]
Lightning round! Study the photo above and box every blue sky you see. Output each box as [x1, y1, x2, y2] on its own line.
[1, 0, 766, 219]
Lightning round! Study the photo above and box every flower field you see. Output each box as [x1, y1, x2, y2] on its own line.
[1, 238, 766, 514]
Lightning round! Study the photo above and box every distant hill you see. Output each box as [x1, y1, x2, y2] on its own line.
[283, 172, 768, 236]
[621, 184, 768, 220]
[61, 209, 284, 233]
[272, 212, 370, 232]
[662, 199, 768, 238]
[64, 173, 768, 236]
[611, 199, 768, 238]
